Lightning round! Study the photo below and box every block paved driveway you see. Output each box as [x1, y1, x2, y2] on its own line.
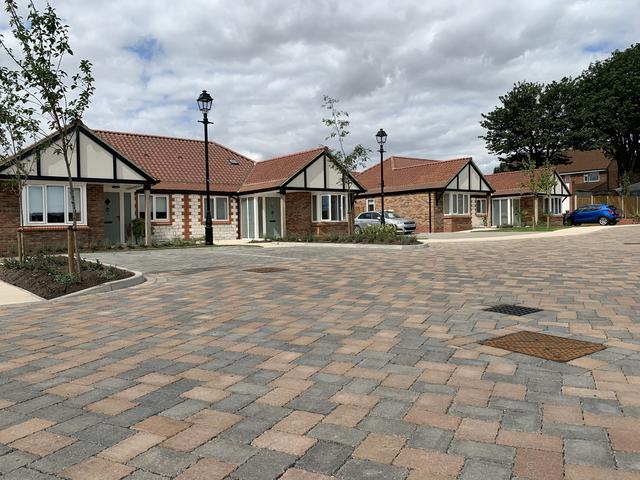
[1, 227, 640, 480]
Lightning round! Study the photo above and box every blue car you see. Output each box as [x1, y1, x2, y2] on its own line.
[566, 204, 620, 226]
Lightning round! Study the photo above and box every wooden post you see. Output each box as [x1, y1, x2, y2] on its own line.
[144, 188, 151, 246]
[16, 230, 23, 263]
[67, 227, 75, 273]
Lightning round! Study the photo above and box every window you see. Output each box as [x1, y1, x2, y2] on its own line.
[562, 176, 571, 184]
[205, 196, 229, 221]
[366, 199, 375, 211]
[25, 184, 86, 225]
[543, 197, 563, 215]
[138, 194, 169, 221]
[313, 194, 346, 222]
[476, 198, 487, 215]
[443, 192, 469, 215]
[584, 172, 600, 183]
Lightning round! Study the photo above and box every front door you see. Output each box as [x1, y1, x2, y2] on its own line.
[265, 197, 281, 238]
[104, 192, 121, 244]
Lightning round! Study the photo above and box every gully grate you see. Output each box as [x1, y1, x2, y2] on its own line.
[482, 331, 605, 362]
[244, 267, 289, 273]
[484, 304, 543, 316]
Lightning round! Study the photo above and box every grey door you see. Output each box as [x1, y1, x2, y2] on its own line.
[104, 192, 121, 244]
[265, 197, 281, 238]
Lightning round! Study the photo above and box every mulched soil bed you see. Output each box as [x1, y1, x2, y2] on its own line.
[0, 257, 134, 300]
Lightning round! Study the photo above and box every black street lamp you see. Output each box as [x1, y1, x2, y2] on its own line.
[376, 128, 387, 225]
[197, 90, 214, 245]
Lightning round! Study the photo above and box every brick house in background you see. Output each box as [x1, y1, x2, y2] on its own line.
[354, 156, 493, 232]
[486, 169, 570, 227]
[555, 150, 619, 210]
[0, 124, 364, 253]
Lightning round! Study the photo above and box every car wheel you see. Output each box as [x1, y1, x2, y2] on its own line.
[354, 225, 361, 233]
[598, 216, 609, 226]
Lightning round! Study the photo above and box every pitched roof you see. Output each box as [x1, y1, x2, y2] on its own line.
[94, 130, 256, 192]
[556, 150, 612, 173]
[486, 169, 550, 196]
[239, 147, 326, 192]
[356, 156, 472, 194]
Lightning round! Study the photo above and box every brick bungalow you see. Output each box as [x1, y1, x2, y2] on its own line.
[0, 124, 364, 253]
[486, 169, 571, 227]
[354, 156, 493, 232]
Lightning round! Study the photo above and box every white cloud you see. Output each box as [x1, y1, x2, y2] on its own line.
[3, 0, 638, 171]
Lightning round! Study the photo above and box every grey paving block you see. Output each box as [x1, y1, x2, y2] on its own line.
[1, 467, 58, 480]
[408, 426, 454, 452]
[286, 396, 337, 415]
[358, 416, 416, 438]
[160, 399, 210, 420]
[239, 403, 291, 422]
[296, 440, 353, 475]
[76, 422, 133, 447]
[29, 441, 103, 474]
[124, 471, 168, 480]
[229, 449, 295, 480]
[48, 413, 104, 434]
[0, 451, 37, 474]
[129, 447, 197, 477]
[308, 423, 367, 446]
[501, 410, 541, 432]
[336, 459, 407, 480]
[543, 423, 609, 442]
[449, 440, 515, 464]
[219, 417, 274, 444]
[213, 393, 257, 413]
[460, 459, 511, 480]
[194, 438, 258, 464]
[564, 439, 615, 468]
[615, 452, 640, 471]
[371, 400, 410, 419]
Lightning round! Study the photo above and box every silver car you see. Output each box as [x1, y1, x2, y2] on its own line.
[354, 211, 417, 234]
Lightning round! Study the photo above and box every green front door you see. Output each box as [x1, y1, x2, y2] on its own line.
[104, 192, 121, 245]
[265, 197, 281, 238]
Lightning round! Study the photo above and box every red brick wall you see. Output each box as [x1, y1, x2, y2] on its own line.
[520, 196, 564, 226]
[442, 216, 472, 232]
[0, 183, 104, 255]
[285, 192, 348, 237]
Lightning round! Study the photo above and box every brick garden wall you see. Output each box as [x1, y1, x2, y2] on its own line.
[520, 196, 564, 227]
[0, 183, 104, 255]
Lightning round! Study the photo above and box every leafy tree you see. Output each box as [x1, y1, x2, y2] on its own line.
[520, 157, 556, 229]
[576, 43, 640, 177]
[537, 161, 558, 229]
[0, 76, 39, 261]
[481, 79, 579, 170]
[0, 0, 95, 273]
[322, 95, 370, 233]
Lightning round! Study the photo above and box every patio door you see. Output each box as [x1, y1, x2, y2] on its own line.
[265, 197, 281, 238]
[241, 197, 256, 239]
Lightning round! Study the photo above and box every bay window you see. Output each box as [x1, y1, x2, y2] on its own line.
[312, 193, 346, 222]
[443, 192, 469, 215]
[25, 184, 86, 225]
[138, 194, 169, 221]
[543, 196, 562, 215]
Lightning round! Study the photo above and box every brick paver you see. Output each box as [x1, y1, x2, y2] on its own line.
[0, 226, 640, 478]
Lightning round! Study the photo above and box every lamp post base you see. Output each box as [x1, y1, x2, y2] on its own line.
[205, 225, 214, 246]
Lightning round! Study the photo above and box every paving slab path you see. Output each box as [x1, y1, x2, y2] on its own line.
[0, 225, 639, 479]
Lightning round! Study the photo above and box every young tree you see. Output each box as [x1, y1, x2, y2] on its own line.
[537, 161, 558, 229]
[481, 79, 579, 170]
[577, 43, 640, 177]
[0, 0, 95, 273]
[0, 74, 39, 261]
[322, 95, 370, 234]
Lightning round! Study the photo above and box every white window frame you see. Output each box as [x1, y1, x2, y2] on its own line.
[366, 199, 375, 212]
[544, 196, 563, 215]
[205, 196, 229, 221]
[475, 198, 487, 215]
[312, 193, 346, 222]
[138, 194, 169, 221]
[24, 183, 87, 226]
[584, 172, 600, 183]
[443, 192, 470, 216]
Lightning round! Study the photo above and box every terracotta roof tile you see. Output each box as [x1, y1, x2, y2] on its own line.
[356, 156, 471, 194]
[555, 149, 612, 173]
[486, 169, 548, 195]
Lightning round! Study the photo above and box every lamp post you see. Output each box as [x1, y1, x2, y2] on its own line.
[376, 128, 387, 225]
[197, 90, 214, 245]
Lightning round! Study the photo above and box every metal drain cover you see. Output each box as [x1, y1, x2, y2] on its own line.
[244, 267, 289, 273]
[481, 331, 605, 362]
[484, 304, 543, 316]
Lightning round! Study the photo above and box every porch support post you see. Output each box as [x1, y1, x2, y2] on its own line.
[144, 186, 151, 246]
[486, 192, 491, 227]
[280, 193, 286, 238]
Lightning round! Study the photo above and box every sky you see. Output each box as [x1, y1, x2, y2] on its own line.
[2, 0, 638, 172]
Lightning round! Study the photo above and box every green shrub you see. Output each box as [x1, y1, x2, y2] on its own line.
[353, 224, 398, 243]
[131, 218, 153, 243]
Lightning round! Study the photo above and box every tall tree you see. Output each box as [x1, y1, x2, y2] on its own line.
[481, 79, 578, 170]
[576, 43, 640, 177]
[0, 73, 39, 261]
[322, 95, 370, 234]
[0, 0, 95, 273]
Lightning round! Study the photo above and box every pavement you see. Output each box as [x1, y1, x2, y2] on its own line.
[418, 225, 609, 243]
[0, 281, 42, 305]
[0, 225, 639, 479]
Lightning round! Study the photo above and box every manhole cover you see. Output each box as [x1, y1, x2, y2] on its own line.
[481, 331, 605, 362]
[484, 304, 543, 316]
[244, 267, 289, 273]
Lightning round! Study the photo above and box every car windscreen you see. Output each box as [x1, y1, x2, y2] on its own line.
[384, 211, 399, 219]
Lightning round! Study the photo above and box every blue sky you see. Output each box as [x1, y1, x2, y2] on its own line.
[5, 0, 638, 172]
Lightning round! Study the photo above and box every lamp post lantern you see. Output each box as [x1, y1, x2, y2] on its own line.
[197, 90, 214, 245]
[375, 128, 387, 225]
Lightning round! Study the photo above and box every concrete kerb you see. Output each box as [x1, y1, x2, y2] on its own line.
[54, 267, 145, 300]
[263, 241, 428, 250]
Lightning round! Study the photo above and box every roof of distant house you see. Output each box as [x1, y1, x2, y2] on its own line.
[555, 150, 612, 174]
[486, 169, 564, 196]
[356, 156, 474, 194]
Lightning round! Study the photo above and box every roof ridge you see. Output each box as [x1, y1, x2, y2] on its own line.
[94, 129, 256, 164]
[391, 157, 470, 171]
[258, 146, 326, 164]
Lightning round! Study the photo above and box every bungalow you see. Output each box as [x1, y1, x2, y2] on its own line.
[485, 169, 571, 227]
[354, 156, 493, 232]
[0, 122, 364, 254]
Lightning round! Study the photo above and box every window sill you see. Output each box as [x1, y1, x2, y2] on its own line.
[21, 225, 90, 231]
[312, 221, 347, 224]
[475, 213, 487, 217]
[443, 214, 470, 218]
